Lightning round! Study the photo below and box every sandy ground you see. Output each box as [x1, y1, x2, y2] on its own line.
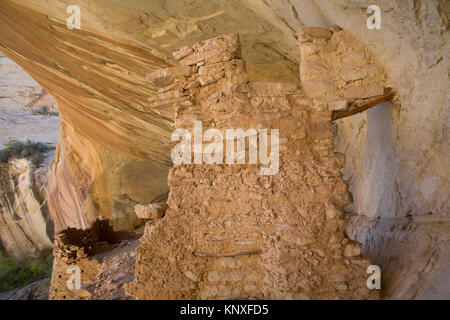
[0, 53, 59, 148]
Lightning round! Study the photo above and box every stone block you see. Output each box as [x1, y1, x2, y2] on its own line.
[310, 111, 332, 122]
[254, 111, 290, 121]
[325, 206, 341, 219]
[208, 271, 244, 282]
[344, 241, 362, 257]
[300, 60, 331, 76]
[176, 34, 240, 65]
[300, 42, 319, 58]
[146, 66, 192, 87]
[200, 285, 242, 299]
[250, 82, 299, 97]
[339, 65, 379, 82]
[214, 257, 242, 268]
[302, 80, 336, 98]
[342, 51, 367, 66]
[134, 202, 168, 219]
[328, 100, 348, 111]
[300, 42, 332, 61]
[332, 192, 352, 207]
[342, 83, 384, 99]
[172, 46, 193, 60]
[298, 27, 332, 42]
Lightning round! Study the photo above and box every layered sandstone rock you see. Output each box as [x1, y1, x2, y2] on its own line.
[0, 1, 173, 234]
[0, 158, 54, 260]
[0, 52, 58, 259]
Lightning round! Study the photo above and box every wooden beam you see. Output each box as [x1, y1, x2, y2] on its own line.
[332, 88, 394, 121]
[192, 249, 262, 257]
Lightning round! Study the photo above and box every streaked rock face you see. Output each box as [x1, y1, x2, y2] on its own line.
[0, 1, 174, 233]
[0, 0, 448, 298]
[0, 158, 54, 260]
[0, 54, 57, 260]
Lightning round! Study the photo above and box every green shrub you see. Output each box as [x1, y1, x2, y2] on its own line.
[0, 140, 55, 166]
[0, 250, 53, 292]
[0, 151, 8, 163]
[32, 106, 59, 116]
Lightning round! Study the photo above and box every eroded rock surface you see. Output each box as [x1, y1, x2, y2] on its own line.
[0, 278, 50, 300]
[347, 214, 450, 299]
[0, 155, 55, 260]
[0, 52, 58, 259]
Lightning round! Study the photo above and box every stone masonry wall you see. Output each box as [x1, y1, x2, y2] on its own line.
[125, 28, 387, 299]
[49, 218, 136, 300]
[299, 27, 386, 110]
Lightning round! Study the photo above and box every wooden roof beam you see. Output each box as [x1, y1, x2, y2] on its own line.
[332, 88, 394, 121]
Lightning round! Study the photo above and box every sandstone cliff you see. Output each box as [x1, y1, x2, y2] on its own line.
[0, 158, 54, 260]
[0, 53, 58, 260]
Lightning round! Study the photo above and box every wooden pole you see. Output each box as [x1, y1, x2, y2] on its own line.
[332, 88, 394, 121]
